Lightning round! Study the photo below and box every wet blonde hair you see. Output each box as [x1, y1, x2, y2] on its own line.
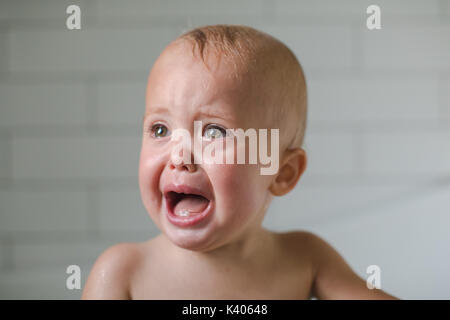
[176, 24, 307, 149]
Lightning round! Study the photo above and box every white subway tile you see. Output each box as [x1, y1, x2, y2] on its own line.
[0, 190, 89, 233]
[443, 78, 450, 119]
[363, 26, 450, 70]
[264, 183, 415, 229]
[273, 0, 440, 17]
[257, 25, 353, 70]
[0, 0, 91, 21]
[98, 189, 156, 232]
[308, 77, 439, 122]
[0, 268, 85, 299]
[0, 242, 8, 269]
[9, 28, 180, 72]
[303, 132, 357, 175]
[97, 82, 145, 126]
[364, 131, 450, 174]
[12, 242, 110, 271]
[0, 83, 87, 127]
[0, 138, 10, 178]
[12, 136, 140, 179]
[314, 184, 450, 299]
[274, 0, 365, 17]
[0, 32, 7, 72]
[95, 0, 265, 17]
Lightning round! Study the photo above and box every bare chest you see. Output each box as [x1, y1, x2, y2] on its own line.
[130, 256, 313, 299]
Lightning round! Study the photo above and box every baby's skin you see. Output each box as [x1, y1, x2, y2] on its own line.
[82, 26, 398, 300]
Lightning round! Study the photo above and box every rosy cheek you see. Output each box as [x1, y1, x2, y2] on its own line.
[139, 145, 164, 205]
[209, 164, 258, 213]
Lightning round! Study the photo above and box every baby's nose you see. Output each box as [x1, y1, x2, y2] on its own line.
[168, 159, 197, 173]
[168, 148, 197, 173]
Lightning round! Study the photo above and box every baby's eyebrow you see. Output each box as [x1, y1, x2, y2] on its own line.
[142, 106, 234, 124]
[195, 110, 234, 122]
[142, 107, 169, 124]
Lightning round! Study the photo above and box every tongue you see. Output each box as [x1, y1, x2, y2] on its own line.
[174, 194, 209, 216]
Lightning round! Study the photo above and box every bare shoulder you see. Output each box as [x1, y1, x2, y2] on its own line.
[276, 230, 319, 253]
[283, 231, 356, 284]
[81, 242, 143, 300]
[280, 230, 348, 263]
[285, 231, 399, 300]
[288, 231, 333, 257]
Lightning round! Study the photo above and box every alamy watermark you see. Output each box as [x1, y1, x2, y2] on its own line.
[66, 264, 81, 290]
[166, 121, 280, 175]
[367, 5, 381, 30]
[66, 5, 81, 30]
[366, 264, 382, 290]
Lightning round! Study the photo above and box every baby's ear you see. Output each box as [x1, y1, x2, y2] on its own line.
[269, 148, 307, 196]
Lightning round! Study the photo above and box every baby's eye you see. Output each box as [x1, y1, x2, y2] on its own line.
[203, 124, 227, 140]
[151, 123, 170, 138]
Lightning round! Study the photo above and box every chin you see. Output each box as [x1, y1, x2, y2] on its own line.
[163, 224, 221, 252]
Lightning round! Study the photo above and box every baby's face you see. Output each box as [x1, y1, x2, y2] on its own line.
[139, 41, 275, 251]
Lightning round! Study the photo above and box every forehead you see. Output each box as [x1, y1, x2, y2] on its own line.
[145, 41, 255, 119]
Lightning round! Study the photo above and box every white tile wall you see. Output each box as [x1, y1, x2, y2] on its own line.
[365, 131, 450, 175]
[0, 83, 88, 127]
[97, 82, 146, 126]
[258, 25, 354, 70]
[0, 32, 8, 73]
[363, 26, 450, 70]
[8, 28, 180, 72]
[273, 0, 441, 18]
[98, 188, 157, 233]
[312, 184, 450, 299]
[0, 268, 86, 299]
[11, 136, 140, 179]
[95, 0, 266, 17]
[304, 132, 357, 175]
[264, 183, 418, 229]
[0, 190, 89, 233]
[444, 78, 450, 119]
[0, 138, 10, 179]
[308, 76, 440, 122]
[0, 0, 92, 21]
[0, 0, 449, 299]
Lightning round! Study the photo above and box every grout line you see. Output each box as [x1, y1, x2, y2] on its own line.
[353, 127, 366, 178]
[1, 68, 449, 84]
[85, 78, 98, 134]
[0, 128, 13, 190]
[0, 125, 141, 138]
[0, 22, 11, 82]
[86, 182, 100, 242]
[0, 119, 449, 139]
[439, 0, 449, 21]
[308, 178, 450, 231]
[0, 175, 447, 190]
[83, 0, 99, 29]
[351, 22, 364, 74]
[308, 121, 450, 133]
[1, 12, 449, 31]
[0, 230, 152, 245]
[0, 234, 15, 272]
[262, 0, 276, 21]
[437, 72, 450, 122]
[2, 178, 137, 191]
[2, 68, 448, 85]
[437, 72, 445, 122]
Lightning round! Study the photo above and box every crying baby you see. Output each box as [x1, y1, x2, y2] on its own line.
[82, 24, 398, 300]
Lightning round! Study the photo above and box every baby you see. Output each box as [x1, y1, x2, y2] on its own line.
[82, 24, 398, 300]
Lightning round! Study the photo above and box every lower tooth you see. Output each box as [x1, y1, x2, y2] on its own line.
[177, 209, 190, 217]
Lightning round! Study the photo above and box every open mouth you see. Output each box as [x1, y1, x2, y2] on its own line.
[165, 191, 211, 217]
